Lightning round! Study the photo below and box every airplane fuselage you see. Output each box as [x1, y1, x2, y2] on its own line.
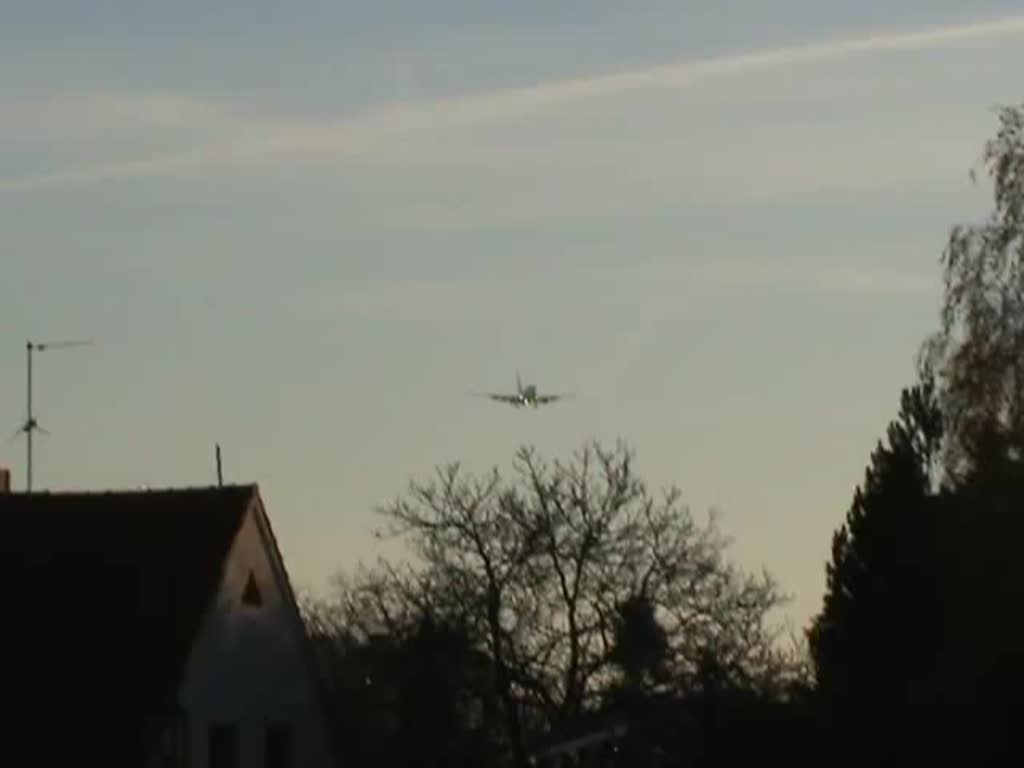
[477, 374, 566, 408]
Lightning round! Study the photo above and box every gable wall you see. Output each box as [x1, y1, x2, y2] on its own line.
[177, 499, 335, 768]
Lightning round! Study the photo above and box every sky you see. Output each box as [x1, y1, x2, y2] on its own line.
[2, 1, 1023, 633]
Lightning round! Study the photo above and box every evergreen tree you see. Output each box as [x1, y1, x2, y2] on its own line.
[807, 379, 944, 749]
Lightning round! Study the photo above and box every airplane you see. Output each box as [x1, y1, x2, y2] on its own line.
[475, 373, 573, 408]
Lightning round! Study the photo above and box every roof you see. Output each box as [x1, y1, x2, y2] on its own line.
[0, 484, 257, 763]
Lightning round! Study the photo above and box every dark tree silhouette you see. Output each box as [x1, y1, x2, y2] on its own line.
[926, 440, 1024, 759]
[318, 440, 797, 766]
[804, 103, 1024, 761]
[806, 379, 945, 752]
[300, 594, 496, 768]
[395, 614, 494, 768]
[919, 102, 1024, 480]
[608, 594, 670, 696]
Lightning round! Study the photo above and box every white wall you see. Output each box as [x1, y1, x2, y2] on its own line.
[178, 500, 336, 768]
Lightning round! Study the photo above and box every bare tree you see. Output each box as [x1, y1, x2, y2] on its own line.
[363, 439, 793, 763]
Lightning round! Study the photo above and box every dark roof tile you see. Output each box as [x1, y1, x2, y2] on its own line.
[0, 484, 256, 762]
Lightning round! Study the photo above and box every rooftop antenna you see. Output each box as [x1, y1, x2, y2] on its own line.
[215, 443, 223, 487]
[13, 338, 93, 492]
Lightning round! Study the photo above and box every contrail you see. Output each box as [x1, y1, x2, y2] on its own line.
[399, 12, 1024, 120]
[3, 12, 1024, 193]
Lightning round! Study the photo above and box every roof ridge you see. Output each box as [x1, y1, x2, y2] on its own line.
[1, 483, 258, 497]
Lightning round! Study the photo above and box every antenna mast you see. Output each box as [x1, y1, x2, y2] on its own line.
[19, 338, 93, 492]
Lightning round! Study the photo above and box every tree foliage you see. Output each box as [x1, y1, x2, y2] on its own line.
[806, 379, 945, 741]
[806, 104, 1024, 760]
[301, 581, 494, 768]
[919, 102, 1024, 479]
[608, 594, 671, 694]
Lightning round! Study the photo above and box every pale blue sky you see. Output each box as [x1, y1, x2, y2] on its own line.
[3, 2, 1023, 630]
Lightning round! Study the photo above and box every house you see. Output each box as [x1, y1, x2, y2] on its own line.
[0, 482, 337, 768]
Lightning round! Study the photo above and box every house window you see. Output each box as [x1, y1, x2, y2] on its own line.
[157, 706, 189, 768]
[208, 723, 238, 768]
[242, 570, 263, 607]
[173, 709, 190, 768]
[265, 723, 293, 768]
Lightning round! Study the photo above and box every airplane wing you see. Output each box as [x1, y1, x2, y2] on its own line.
[474, 392, 522, 404]
[535, 393, 574, 404]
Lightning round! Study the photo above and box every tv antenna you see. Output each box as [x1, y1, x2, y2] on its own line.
[11, 339, 94, 492]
